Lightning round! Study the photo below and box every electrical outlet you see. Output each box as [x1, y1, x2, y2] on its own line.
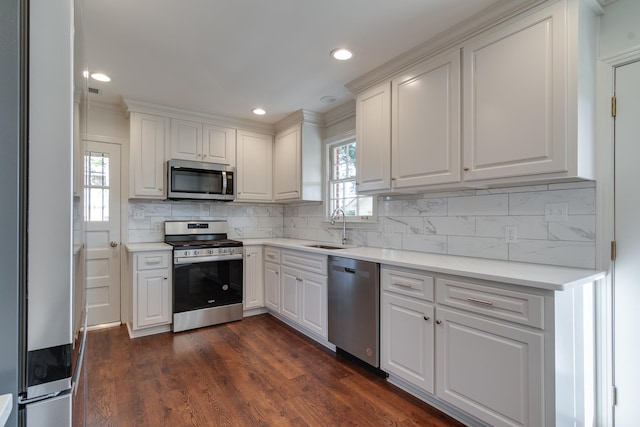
[133, 209, 145, 220]
[505, 226, 517, 243]
[545, 203, 569, 222]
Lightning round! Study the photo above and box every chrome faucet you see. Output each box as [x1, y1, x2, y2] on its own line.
[330, 208, 347, 245]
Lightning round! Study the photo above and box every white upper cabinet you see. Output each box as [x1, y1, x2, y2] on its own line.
[355, 50, 460, 193]
[129, 111, 168, 199]
[273, 111, 323, 202]
[274, 125, 301, 200]
[171, 118, 236, 166]
[392, 50, 461, 188]
[236, 130, 273, 202]
[203, 124, 236, 166]
[355, 82, 391, 192]
[170, 118, 202, 161]
[462, 2, 569, 181]
[349, 0, 597, 192]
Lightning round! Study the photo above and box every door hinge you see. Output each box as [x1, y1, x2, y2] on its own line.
[611, 241, 617, 261]
[612, 386, 617, 406]
[612, 96, 617, 117]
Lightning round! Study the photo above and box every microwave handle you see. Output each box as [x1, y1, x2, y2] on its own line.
[221, 171, 228, 195]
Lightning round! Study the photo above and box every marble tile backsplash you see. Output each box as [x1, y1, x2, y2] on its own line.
[128, 201, 284, 243]
[127, 182, 596, 269]
[283, 182, 597, 269]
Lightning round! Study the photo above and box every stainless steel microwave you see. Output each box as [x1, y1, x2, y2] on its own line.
[167, 160, 235, 201]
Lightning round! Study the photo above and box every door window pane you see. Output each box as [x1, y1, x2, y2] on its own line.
[84, 152, 110, 222]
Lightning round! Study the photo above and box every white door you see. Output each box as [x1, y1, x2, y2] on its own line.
[613, 60, 640, 426]
[84, 140, 121, 326]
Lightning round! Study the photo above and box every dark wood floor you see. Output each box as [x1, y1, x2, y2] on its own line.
[78, 314, 464, 426]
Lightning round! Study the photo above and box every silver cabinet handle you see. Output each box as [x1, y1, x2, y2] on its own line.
[110, 241, 119, 247]
[423, 316, 430, 321]
[393, 282, 413, 289]
[436, 320, 442, 325]
[466, 297, 494, 306]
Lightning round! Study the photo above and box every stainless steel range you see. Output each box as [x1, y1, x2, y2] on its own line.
[164, 220, 244, 332]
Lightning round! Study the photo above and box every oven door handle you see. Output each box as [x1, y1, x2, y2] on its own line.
[174, 254, 244, 264]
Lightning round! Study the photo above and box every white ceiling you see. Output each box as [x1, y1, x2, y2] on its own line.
[82, 0, 505, 124]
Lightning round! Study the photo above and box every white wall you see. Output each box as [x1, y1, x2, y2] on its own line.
[87, 102, 128, 139]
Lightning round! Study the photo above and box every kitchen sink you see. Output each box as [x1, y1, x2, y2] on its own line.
[305, 244, 346, 250]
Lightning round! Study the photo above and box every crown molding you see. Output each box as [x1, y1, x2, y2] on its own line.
[323, 100, 355, 128]
[121, 97, 275, 135]
[346, 0, 549, 95]
[89, 99, 126, 114]
[273, 109, 324, 133]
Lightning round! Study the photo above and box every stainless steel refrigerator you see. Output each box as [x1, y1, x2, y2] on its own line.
[0, 0, 81, 425]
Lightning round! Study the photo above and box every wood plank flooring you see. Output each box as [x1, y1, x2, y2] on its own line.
[78, 314, 464, 427]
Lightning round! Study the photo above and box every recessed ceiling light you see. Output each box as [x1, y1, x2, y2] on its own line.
[90, 72, 111, 82]
[321, 96, 338, 104]
[252, 108, 266, 116]
[330, 48, 353, 61]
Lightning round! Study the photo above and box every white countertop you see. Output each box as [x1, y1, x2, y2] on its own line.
[125, 242, 172, 252]
[0, 394, 12, 427]
[241, 238, 605, 291]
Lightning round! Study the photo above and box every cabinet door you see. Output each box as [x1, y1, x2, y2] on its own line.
[135, 268, 171, 328]
[463, 3, 566, 181]
[264, 261, 280, 312]
[280, 266, 301, 322]
[392, 51, 461, 188]
[274, 125, 301, 200]
[170, 118, 202, 161]
[356, 82, 391, 192]
[130, 112, 167, 198]
[236, 130, 273, 201]
[381, 292, 434, 393]
[435, 307, 544, 427]
[300, 270, 327, 338]
[202, 124, 236, 166]
[243, 246, 264, 310]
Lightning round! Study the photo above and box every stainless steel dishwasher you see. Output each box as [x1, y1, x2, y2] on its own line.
[328, 256, 380, 368]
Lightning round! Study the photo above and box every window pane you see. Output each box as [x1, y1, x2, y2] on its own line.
[84, 151, 110, 222]
[327, 139, 374, 220]
[359, 196, 374, 216]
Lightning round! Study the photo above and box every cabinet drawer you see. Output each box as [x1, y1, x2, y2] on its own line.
[435, 278, 544, 329]
[264, 247, 281, 264]
[281, 250, 327, 275]
[381, 266, 434, 302]
[136, 251, 171, 271]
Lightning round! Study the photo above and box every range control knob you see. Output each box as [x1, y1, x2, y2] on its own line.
[194, 250, 200, 256]
[208, 249, 214, 255]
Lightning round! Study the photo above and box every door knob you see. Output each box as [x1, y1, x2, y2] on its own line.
[109, 241, 119, 247]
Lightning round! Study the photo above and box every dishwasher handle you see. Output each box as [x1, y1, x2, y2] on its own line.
[343, 267, 356, 274]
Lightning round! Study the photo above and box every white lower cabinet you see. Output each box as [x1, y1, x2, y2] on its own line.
[266, 248, 328, 340]
[381, 265, 592, 426]
[264, 261, 280, 312]
[435, 307, 544, 427]
[243, 246, 264, 311]
[136, 269, 171, 328]
[280, 266, 328, 338]
[126, 247, 172, 338]
[280, 266, 301, 321]
[381, 292, 434, 393]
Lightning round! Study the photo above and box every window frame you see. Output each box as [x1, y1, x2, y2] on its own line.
[323, 131, 377, 224]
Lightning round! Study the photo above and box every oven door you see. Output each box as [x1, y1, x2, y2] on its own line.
[173, 257, 243, 314]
